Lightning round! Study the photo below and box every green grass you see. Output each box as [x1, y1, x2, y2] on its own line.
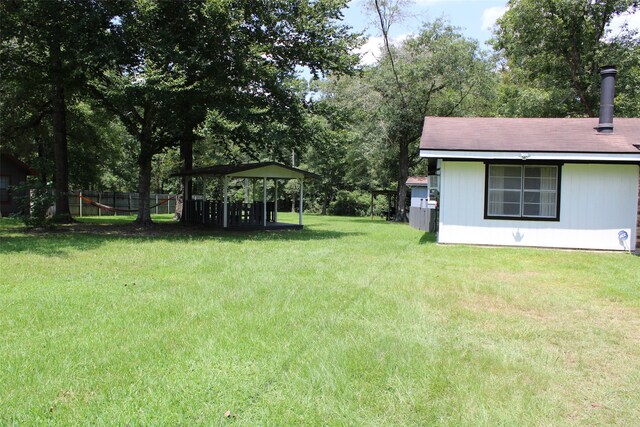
[1, 214, 639, 425]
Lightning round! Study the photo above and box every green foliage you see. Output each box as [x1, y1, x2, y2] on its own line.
[67, 103, 139, 191]
[329, 190, 371, 216]
[1, 0, 129, 218]
[493, 0, 640, 117]
[90, 0, 361, 224]
[11, 179, 55, 228]
[308, 18, 496, 218]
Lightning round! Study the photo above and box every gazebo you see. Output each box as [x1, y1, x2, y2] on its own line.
[174, 162, 319, 230]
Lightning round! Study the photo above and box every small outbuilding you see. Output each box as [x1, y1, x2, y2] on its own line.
[0, 153, 37, 217]
[174, 162, 319, 230]
[419, 66, 640, 251]
[406, 176, 437, 232]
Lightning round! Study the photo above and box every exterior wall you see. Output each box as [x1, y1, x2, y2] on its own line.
[410, 187, 429, 207]
[0, 158, 28, 216]
[439, 161, 639, 251]
[637, 168, 640, 251]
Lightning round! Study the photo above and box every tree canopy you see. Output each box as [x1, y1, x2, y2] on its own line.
[493, 0, 640, 117]
[2, 0, 637, 224]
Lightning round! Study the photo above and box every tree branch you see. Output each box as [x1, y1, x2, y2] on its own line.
[374, 0, 408, 110]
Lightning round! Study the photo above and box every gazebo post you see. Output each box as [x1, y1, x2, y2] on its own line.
[299, 178, 304, 226]
[274, 180, 278, 223]
[263, 177, 267, 227]
[244, 178, 249, 203]
[223, 176, 228, 228]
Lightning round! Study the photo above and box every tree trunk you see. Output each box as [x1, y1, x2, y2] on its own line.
[395, 140, 409, 222]
[175, 182, 184, 221]
[50, 39, 72, 222]
[321, 194, 328, 215]
[37, 138, 47, 186]
[135, 150, 153, 226]
[135, 106, 154, 226]
[177, 128, 193, 221]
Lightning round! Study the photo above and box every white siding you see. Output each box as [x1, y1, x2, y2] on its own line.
[439, 161, 639, 251]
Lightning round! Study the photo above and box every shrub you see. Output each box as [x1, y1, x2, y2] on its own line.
[12, 180, 55, 228]
[329, 190, 370, 216]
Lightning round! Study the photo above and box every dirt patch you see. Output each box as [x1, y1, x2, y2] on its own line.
[22, 222, 245, 238]
[460, 293, 555, 322]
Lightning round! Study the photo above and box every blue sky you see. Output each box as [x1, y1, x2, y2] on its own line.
[340, 0, 640, 65]
[344, 0, 507, 44]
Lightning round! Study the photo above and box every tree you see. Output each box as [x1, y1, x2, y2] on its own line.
[1, 0, 126, 221]
[179, 0, 361, 220]
[366, 2, 496, 220]
[493, 0, 640, 117]
[94, 0, 360, 225]
[304, 100, 357, 214]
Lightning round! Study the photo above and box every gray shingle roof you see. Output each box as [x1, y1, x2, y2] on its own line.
[420, 117, 640, 153]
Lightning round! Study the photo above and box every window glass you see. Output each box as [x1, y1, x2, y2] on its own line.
[486, 165, 558, 220]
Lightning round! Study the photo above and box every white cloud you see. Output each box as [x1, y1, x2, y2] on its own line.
[414, 0, 480, 4]
[607, 9, 640, 39]
[354, 34, 413, 65]
[354, 36, 384, 66]
[481, 6, 507, 31]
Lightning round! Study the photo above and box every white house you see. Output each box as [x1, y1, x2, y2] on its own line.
[419, 67, 640, 251]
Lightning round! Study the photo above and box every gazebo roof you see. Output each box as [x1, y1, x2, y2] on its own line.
[173, 162, 319, 180]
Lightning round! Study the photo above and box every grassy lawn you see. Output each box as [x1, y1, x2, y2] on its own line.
[1, 214, 639, 425]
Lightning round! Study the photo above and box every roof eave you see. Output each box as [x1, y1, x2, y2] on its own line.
[419, 149, 640, 163]
[172, 162, 320, 180]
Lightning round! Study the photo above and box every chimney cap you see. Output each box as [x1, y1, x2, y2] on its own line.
[599, 65, 617, 75]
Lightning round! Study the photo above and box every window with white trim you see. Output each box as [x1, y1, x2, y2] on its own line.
[485, 164, 559, 220]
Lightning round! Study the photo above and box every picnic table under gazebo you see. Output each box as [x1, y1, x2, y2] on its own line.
[174, 162, 319, 230]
